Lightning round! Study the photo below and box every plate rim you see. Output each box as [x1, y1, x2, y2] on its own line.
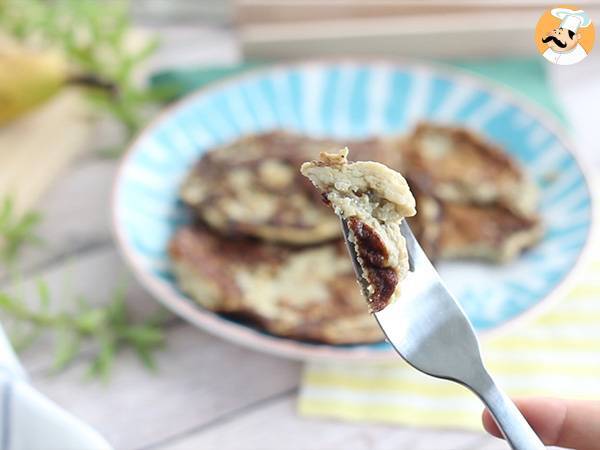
[111, 58, 596, 361]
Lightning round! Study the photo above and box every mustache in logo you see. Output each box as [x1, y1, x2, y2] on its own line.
[542, 35, 567, 48]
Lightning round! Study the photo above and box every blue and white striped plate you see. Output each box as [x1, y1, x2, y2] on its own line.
[112, 60, 594, 361]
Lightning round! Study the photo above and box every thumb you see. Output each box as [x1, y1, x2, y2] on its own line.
[482, 397, 600, 450]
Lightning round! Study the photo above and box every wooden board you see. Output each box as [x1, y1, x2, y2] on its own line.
[0, 88, 96, 215]
[237, 2, 600, 59]
[156, 395, 503, 450]
[0, 159, 116, 280]
[237, 0, 600, 24]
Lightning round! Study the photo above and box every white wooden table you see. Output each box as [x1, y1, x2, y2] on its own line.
[4, 24, 600, 450]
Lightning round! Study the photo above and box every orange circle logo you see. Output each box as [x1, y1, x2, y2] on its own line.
[535, 5, 595, 65]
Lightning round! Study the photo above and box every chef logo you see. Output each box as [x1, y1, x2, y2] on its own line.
[535, 5, 595, 65]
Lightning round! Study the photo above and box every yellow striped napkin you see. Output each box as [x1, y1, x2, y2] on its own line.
[298, 191, 600, 430]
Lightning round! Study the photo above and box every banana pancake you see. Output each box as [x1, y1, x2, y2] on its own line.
[406, 176, 542, 263]
[169, 224, 383, 344]
[180, 131, 398, 245]
[403, 122, 538, 215]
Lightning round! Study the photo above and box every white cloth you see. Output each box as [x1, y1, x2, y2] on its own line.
[0, 327, 111, 450]
[543, 44, 588, 65]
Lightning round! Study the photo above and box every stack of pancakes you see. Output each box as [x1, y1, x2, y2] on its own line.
[169, 124, 542, 344]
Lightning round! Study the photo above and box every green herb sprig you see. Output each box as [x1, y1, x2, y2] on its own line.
[0, 197, 42, 266]
[0, 0, 168, 152]
[0, 1, 171, 378]
[0, 280, 167, 379]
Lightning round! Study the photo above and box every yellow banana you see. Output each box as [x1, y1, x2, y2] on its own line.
[0, 50, 69, 125]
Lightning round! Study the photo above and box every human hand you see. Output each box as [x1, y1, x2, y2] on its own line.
[482, 397, 600, 450]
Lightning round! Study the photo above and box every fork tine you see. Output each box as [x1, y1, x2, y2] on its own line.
[340, 218, 420, 294]
[339, 217, 370, 299]
[399, 220, 416, 272]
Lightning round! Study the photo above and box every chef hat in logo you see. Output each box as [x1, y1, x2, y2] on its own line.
[551, 8, 592, 33]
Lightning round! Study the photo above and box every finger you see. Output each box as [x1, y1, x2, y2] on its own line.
[482, 397, 600, 450]
[482, 398, 565, 442]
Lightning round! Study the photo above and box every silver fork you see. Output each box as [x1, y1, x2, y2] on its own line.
[340, 218, 546, 450]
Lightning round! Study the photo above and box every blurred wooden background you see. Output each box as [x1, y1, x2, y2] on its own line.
[235, 0, 600, 58]
[129, 0, 600, 60]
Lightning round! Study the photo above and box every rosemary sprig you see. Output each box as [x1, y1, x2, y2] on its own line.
[0, 197, 42, 266]
[0, 279, 167, 379]
[0, 2, 171, 378]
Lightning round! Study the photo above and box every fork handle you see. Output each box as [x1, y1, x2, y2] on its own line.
[473, 371, 546, 450]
